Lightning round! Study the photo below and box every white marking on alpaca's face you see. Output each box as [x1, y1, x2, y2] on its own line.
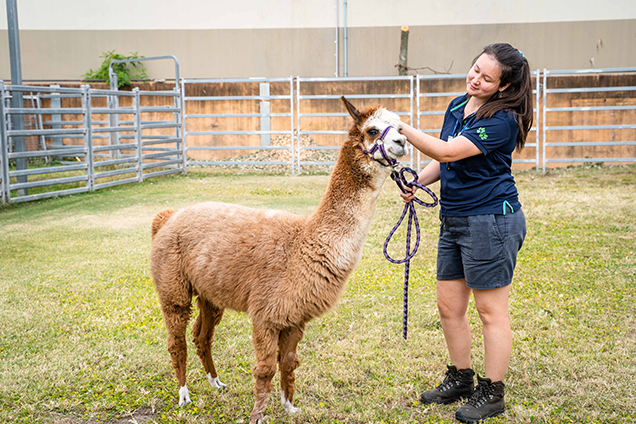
[361, 108, 408, 163]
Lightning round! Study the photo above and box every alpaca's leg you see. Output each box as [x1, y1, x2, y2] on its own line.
[192, 297, 226, 389]
[250, 325, 279, 424]
[278, 323, 305, 414]
[162, 302, 193, 407]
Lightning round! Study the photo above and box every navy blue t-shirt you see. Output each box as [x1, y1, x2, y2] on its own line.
[438, 94, 521, 216]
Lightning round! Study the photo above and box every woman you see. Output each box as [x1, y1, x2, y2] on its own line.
[398, 43, 531, 423]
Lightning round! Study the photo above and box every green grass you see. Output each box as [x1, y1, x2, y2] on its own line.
[0, 164, 634, 423]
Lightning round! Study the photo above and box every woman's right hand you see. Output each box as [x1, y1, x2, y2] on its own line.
[400, 186, 417, 203]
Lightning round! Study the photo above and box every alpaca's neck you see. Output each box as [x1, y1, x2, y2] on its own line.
[307, 146, 390, 259]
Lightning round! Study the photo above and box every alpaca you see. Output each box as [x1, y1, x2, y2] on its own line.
[150, 97, 407, 424]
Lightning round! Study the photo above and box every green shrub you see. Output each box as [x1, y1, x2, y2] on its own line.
[82, 50, 148, 88]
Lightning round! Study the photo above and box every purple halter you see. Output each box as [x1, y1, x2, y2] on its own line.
[358, 125, 399, 168]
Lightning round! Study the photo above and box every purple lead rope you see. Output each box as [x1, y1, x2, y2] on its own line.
[385, 167, 438, 339]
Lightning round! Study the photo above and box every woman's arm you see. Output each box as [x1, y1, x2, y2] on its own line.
[399, 122, 482, 162]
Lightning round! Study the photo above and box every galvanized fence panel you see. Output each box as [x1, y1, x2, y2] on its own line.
[0, 82, 185, 204]
[542, 67, 636, 172]
[295, 76, 415, 174]
[182, 77, 295, 172]
[416, 71, 542, 171]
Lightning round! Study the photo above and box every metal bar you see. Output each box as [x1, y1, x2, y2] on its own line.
[93, 177, 139, 191]
[546, 105, 636, 112]
[183, 77, 298, 84]
[545, 86, 636, 94]
[142, 168, 182, 179]
[9, 163, 87, 177]
[185, 113, 291, 118]
[295, 76, 301, 174]
[181, 78, 188, 173]
[184, 95, 293, 101]
[535, 69, 540, 171]
[545, 141, 636, 147]
[93, 157, 138, 168]
[92, 126, 137, 133]
[10, 175, 88, 191]
[138, 91, 180, 97]
[142, 151, 179, 160]
[94, 167, 137, 179]
[0, 81, 9, 204]
[546, 157, 636, 163]
[142, 159, 183, 170]
[542, 69, 547, 173]
[6, 85, 83, 94]
[82, 85, 94, 191]
[140, 122, 181, 130]
[8, 128, 86, 137]
[297, 94, 411, 100]
[546, 124, 636, 131]
[9, 147, 86, 159]
[142, 137, 182, 146]
[289, 75, 295, 175]
[93, 144, 137, 152]
[186, 130, 294, 136]
[7, 107, 84, 115]
[187, 146, 292, 151]
[545, 67, 636, 76]
[134, 88, 145, 182]
[8, 187, 89, 203]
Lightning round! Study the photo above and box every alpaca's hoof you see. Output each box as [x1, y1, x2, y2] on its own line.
[207, 373, 227, 389]
[280, 393, 299, 414]
[178, 385, 191, 407]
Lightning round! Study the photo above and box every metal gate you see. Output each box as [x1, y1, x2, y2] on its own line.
[0, 57, 185, 205]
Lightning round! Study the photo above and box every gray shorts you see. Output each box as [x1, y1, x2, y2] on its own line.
[437, 210, 526, 289]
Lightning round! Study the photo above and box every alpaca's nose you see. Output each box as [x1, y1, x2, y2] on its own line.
[396, 135, 407, 147]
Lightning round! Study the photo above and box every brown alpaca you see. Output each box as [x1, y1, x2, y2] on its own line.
[150, 97, 407, 424]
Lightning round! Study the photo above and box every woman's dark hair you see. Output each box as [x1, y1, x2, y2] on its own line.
[473, 43, 533, 151]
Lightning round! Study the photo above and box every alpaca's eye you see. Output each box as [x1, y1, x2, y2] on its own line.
[367, 129, 379, 137]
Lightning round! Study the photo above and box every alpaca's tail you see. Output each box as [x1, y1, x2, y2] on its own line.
[151, 209, 177, 239]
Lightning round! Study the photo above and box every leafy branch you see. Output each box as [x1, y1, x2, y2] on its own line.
[82, 50, 148, 88]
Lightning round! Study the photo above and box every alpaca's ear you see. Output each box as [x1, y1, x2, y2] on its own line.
[341, 96, 362, 124]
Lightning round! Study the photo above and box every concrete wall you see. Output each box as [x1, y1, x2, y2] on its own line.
[1, 1, 635, 80]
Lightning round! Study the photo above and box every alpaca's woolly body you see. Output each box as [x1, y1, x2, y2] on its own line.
[150, 98, 407, 424]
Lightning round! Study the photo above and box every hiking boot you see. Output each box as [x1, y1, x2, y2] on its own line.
[455, 375, 505, 423]
[420, 365, 475, 404]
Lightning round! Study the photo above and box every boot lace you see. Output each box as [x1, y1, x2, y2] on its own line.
[436, 368, 462, 392]
[466, 381, 494, 408]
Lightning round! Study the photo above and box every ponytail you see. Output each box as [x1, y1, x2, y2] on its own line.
[474, 43, 534, 151]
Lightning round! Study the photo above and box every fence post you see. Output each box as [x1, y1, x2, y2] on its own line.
[0, 81, 9, 204]
[82, 85, 94, 191]
[260, 82, 271, 147]
[295, 77, 301, 175]
[49, 84, 63, 157]
[133, 88, 143, 183]
[542, 69, 547, 173]
[180, 79, 188, 174]
[289, 76, 295, 176]
[535, 70, 541, 172]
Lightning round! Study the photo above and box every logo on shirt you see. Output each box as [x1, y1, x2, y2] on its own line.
[477, 127, 488, 140]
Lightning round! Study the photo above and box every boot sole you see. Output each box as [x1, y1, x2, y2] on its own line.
[420, 394, 470, 405]
[455, 407, 505, 423]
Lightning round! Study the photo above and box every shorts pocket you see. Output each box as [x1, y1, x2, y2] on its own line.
[468, 214, 504, 261]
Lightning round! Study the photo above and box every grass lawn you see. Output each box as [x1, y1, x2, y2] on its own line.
[0, 164, 634, 423]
